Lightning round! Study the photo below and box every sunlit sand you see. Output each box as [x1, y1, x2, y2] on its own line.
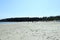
[0, 21, 60, 40]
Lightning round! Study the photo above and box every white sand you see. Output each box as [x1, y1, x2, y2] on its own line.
[0, 21, 60, 40]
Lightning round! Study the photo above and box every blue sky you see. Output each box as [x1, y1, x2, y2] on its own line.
[0, 0, 60, 19]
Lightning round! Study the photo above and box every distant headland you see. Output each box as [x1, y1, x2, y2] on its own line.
[0, 16, 60, 22]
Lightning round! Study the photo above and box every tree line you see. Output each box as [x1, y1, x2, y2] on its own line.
[0, 16, 60, 22]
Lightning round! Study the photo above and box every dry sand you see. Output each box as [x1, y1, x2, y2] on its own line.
[0, 21, 60, 40]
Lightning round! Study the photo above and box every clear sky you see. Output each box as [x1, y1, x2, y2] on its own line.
[0, 0, 60, 19]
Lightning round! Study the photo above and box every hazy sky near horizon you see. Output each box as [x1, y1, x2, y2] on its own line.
[0, 0, 60, 19]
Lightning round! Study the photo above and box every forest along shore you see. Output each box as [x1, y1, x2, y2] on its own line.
[0, 16, 60, 22]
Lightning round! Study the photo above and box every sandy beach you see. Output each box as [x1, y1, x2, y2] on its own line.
[0, 21, 60, 40]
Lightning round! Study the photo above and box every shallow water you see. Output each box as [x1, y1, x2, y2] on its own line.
[0, 22, 17, 24]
